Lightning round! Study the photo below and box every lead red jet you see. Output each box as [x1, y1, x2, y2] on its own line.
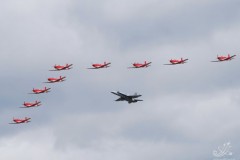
[211, 54, 236, 62]
[20, 100, 41, 108]
[164, 58, 188, 65]
[128, 61, 152, 68]
[9, 117, 31, 124]
[87, 62, 111, 69]
[44, 76, 66, 83]
[29, 87, 51, 94]
[50, 64, 73, 71]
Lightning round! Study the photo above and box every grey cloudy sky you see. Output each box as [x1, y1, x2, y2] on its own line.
[1, 0, 240, 159]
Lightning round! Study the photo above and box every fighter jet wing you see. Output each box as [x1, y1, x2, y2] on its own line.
[115, 92, 129, 99]
[111, 91, 120, 96]
[115, 98, 125, 101]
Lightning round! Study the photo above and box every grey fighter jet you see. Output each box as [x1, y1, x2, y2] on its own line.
[111, 91, 143, 104]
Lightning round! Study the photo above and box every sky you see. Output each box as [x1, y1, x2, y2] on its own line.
[1, 0, 240, 159]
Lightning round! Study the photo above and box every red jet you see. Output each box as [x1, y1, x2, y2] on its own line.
[20, 100, 41, 108]
[128, 61, 152, 68]
[29, 87, 51, 94]
[9, 117, 31, 124]
[211, 54, 236, 62]
[88, 62, 111, 69]
[50, 64, 73, 71]
[164, 58, 188, 65]
[44, 76, 66, 83]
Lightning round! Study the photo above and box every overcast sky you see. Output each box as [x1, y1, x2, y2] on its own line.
[1, 0, 240, 160]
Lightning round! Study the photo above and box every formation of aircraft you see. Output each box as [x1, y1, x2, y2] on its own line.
[9, 117, 31, 124]
[10, 54, 239, 124]
[164, 58, 188, 65]
[50, 64, 73, 71]
[20, 100, 41, 108]
[211, 54, 236, 62]
[128, 61, 152, 68]
[44, 76, 66, 83]
[87, 62, 111, 69]
[111, 91, 143, 104]
[12, 63, 73, 124]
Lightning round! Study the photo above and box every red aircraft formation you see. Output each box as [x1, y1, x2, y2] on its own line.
[11, 64, 73, 124]
[10, 54, 237, 124]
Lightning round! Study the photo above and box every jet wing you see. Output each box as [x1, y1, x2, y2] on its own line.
[128, 93, 142, 98]
[111, 91, 122, 96]
[128, 95, 141, 98]
[115, 92, 129, 99]
[115, 98, 125, 101]
[111, 91, 130, 100]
